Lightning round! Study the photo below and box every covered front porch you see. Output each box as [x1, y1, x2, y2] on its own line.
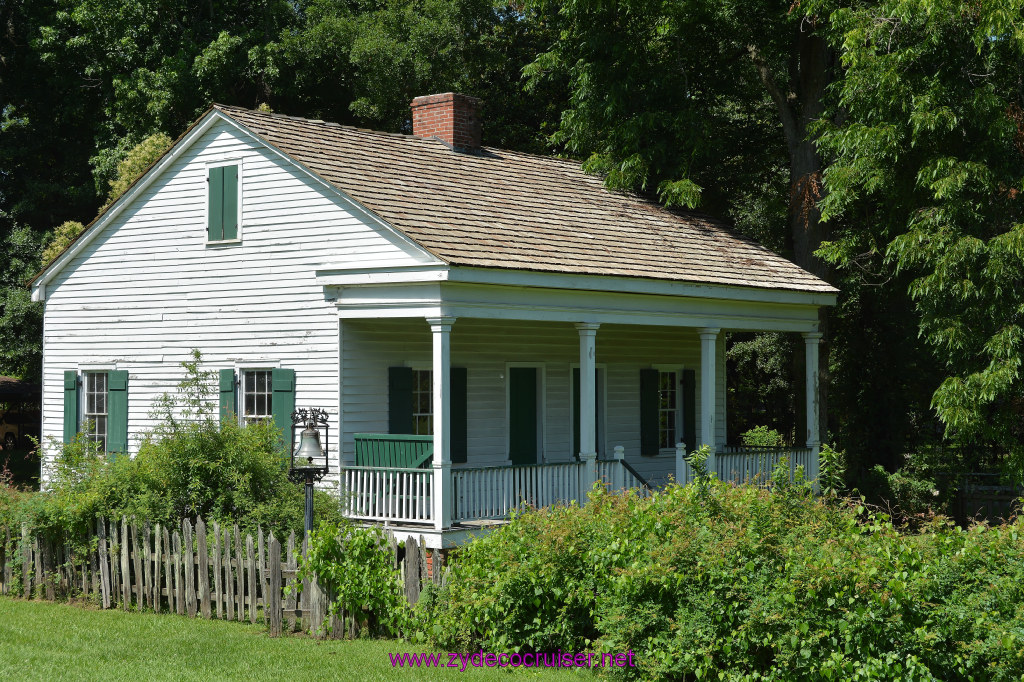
[324, 271, 829, 545]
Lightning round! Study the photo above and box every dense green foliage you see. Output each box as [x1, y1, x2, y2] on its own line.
[0, 417, 341, 544]
[4, 0, 1024, 489]
[427, 482, 1024, 680]
[297, 520, 410, 638]
[811, 0, 1024, 472]
[0, 352, 340, 543]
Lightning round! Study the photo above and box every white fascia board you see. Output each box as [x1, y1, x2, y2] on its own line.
[318, 263, 836, 308]
[214, 115, 441, 268]
[446, 267, 837, 307]
[32, 111, 228, 300]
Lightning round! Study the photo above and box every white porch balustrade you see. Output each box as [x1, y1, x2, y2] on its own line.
[451, 461, 587, 523]
[339, 466, 433, 524]
[675, 443, 818, 486]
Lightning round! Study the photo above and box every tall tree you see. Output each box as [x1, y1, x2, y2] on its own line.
[524, 0, 837, 444]
[811, 0, 1024, 470]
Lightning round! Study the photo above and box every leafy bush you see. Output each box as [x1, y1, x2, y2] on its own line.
[0, 351, 340, 547]
[425, 481, 1024, 680]
[296, 520, 409, 637]
[741, 425, 787, 447]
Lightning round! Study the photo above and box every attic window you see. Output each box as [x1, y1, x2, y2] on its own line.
[207, 164, 239, 242]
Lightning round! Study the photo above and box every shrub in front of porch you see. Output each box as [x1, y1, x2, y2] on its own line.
[424, 480, 1024, 680]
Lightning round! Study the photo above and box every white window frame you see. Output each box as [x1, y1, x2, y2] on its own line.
[503, 362, 547, 463]
[205, 157, 244, 245]
[652, 364, 685, 455]
[411, 368, 433, 436]
[81, 370, 110, 451]
[568, 363, 608, 460]
[238, 367, 275, 425]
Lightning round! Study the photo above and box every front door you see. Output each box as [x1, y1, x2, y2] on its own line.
[509, 367, 539, 465]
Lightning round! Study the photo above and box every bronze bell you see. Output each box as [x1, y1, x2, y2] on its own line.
[294, 425, 322, 466]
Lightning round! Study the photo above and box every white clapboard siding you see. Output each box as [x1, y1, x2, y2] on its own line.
[340, 318, 726, 483]
[41, 118, 435, 484]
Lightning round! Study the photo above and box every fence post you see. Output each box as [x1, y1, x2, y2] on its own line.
[97, 517, 110, 608]
[21, 523, 30, 599]
[268, 533, 282, 637]
[197, 517, 211, 619]
[213, 522, 223, 620]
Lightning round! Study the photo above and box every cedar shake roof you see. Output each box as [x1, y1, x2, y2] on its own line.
[217, 104, 836, 294]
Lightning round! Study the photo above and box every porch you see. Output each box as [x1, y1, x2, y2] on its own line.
[336, 439, 818, 532]
[326, 274, 829, 543]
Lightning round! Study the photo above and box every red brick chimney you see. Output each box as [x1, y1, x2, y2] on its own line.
[410, 93, 482, 150]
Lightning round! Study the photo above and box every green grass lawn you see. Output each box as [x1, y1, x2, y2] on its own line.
[0, 598, 590, 681]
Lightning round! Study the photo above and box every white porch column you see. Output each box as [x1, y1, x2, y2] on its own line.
[698, 328, 720, 472]
[803, 331, 823, 447]
[428, 316, 456, 530]
[576, 323, 600, 496]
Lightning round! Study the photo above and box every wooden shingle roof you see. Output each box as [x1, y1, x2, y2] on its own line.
[217, 105, 836, 294]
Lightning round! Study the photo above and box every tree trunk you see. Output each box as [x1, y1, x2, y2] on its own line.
[752, 23, 835, 444]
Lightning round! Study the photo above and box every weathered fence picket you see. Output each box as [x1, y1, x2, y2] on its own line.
[2, 518, 431, 642]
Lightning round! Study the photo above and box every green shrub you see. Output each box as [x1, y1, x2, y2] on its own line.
[741, 425, 787, 447]
[425, 482, 1024, 680]
[0, 351, 341, 554]
[296, 520, 409, 638]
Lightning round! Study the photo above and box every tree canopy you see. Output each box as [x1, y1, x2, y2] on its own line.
[3, 0, 1024, 477]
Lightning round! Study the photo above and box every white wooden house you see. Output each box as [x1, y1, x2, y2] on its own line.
[31, 93, 837, 548]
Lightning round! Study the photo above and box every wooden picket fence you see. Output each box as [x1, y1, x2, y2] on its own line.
[0, 516, 439, 638]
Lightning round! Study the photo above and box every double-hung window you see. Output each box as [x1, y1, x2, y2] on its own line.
[83, 371, 109, 450]
[640, 367, 694, 456]
[411, 369, 433, 435]
[657, 370, 678, 450]
[242, 370, 273, 424]
[64, 369, 128, 453]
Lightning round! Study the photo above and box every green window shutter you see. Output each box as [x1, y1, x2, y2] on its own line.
[271, 368, 296, 455]
[222, 165, 238, 240]
[388, 367, 414, 434]
[63, 371, 79, 444]
[450, 367, 468, 464]
[682, 369, 697, 454]
[219, 369, 237, 425]
[208, 166, 224, 241]
[639, 369, 659, 456]
[107, 370, 129, 455]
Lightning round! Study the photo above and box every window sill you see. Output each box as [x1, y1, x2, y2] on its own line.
[206, 239, 242, 247]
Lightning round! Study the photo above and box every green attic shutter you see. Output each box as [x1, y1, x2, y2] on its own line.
[107, 370, 129, 455]
[271, 368, 296, 455]
[222, 165, 238, 240]
[207, 165, 239, 241]
[63, 371, 79, 443]
[208, 167, 224, 241]
[639, 369, 659, 456]
[219, 369, 237, 424]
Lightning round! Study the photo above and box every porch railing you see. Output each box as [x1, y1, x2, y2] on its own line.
[677, 445, 817, 486]
[452, 461, 587, 523]
[339, 465, 433, 524]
